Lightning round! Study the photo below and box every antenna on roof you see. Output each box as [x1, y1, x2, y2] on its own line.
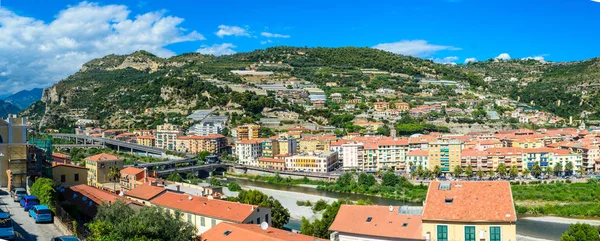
[260, 222, 269, 230]
[389, 205, 393, 212]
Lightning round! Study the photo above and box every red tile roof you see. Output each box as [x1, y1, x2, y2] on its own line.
[406, 150, 428, 156]
[85, 153, 121, 162]
[125, 184, 167, 201]
[422, 181, 516, 223]
[137, 135, 155, 139]
[120, 167, 144, 176]
[329, 205, 423, 240]
[52, 163, 87, 170]
[258, 157, 285, 163]
[151, 192, 261, 223]
[70, 184, 130, 205]
[201, 223, 327, 241]
[52, 153, 71, 159]
[377, 138, 409, 146]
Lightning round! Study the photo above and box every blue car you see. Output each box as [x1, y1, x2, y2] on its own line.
[0, 212, 14, 240]
[29, 205, 52, 223]
[19, 195, 39, 211]
[52, 236, 80, 241]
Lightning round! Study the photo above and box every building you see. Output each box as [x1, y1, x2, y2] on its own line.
[298, 135, 336, 153]
[395, 102, 410, 111]
[363, 143, 378, 172]
[201, 223, 327, 241]
[124, 183, 167, 206]
[136, 136, 155, 147]
[52, 163, 88, 187]
[353, 122, 385, 132]
[257, 157, 286, 171]
[486, 147, 525, 172]
[406, 150, 429, 172]
[285, 152, 338, 173]
[52, 152, 72, 164]
[0, 115, 27, 188]
[236, 124, 261, 141]
[85, 153, 124, 187]
[377, 139, 410, 171]
[261, 139, 280, 158]
[373, 102, 389, 112]
[277, 135, 297, 155]
[236, 139, 265, 166]
[186, 134, 228, 154]
[189, 122, 224, 136]
[155, 124, 183, 150]
[460, 150, 490, 171]
[421, 181, 517, 241]
[342, 142, 364, 170]
[120, 167, 146, 190]
[63, 184, 141, 222]
[150, 191, 271, 234]
[329, 205, 425, 241]
[428, 141, 462, 172]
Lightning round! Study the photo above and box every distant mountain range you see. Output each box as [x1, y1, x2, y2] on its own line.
[0, 88, 43, 117]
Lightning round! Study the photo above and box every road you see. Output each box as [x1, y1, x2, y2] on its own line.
[0, 189, 63, 241]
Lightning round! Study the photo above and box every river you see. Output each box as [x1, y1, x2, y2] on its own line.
[225, 177, 586, 241]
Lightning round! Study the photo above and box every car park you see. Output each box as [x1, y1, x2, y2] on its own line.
[29, 205, 53, 223]
[20, 195, 40, 211]
[10, 188, 27, 202]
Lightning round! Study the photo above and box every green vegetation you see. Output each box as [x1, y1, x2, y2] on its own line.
[227, 181, 242, 191]
[87, 200, 196, 241]
[30, 178, 57, 211]
[513, 181, 600, 217]
[209, 178, 222, 187]
[166, 173, 184, 182]
[300, 199, 351, 239]
[317, 171, 427, 202]
[296, 200, 312, 207]
[560, 223, 600, 241]
[312, 199, 328, 212]
[226, 173, 328, 186]
[228, 190, 290, 229]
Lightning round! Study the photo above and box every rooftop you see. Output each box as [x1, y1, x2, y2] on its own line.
[85, 153, 121, 162]
[201, 223, 327, 241]
[329, 205, 423, 240]
[120, 167, 144, 176]
[125, 184, 167, 201]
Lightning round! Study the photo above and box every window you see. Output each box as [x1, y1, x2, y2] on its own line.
[187, 214, 192, 223]
[490, 226, 501, 241]
[201, 217, 205, 227]
[61, 175, 66, 182]
[465, 226, 476, 241]
[265, 214, 269, 223]
[74, 174, 79, 182]
[437, 225, 448, 241]
[211, 219, 216, 227]
[257, 217, 261, 224]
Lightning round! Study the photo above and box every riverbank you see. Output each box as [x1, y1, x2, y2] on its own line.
[520, 216, 600, 225]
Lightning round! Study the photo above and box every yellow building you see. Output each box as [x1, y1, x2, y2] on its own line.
[155, 123, 183, 150]
[506, 137, 543, 149]
[236, 124, 261, 141]
[0, 115, 28, 188]
[136, 136, 155, 147]
[52, 163, 88, 187]
[257, 157, 286, 171]
[422, 181, 517, 241]
[428, 141, 462, 172]
[284, 152, 337, 173]
[85, 153, 124, 187]
[298, 135, 336, 153]
[176, 135, 227, 154]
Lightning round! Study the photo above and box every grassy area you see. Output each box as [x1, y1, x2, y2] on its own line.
[225, 172, 330, 186]
[512, 180, 600, 217]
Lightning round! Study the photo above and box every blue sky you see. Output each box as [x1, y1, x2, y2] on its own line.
[1, 0, 600, 96]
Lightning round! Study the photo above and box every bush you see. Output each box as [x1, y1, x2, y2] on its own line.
[227, 182, 242, 192]
[30, 178, 57, 211]
[296, 200, 312, 206]
[566, 179, 572, 184]
[587, 178, 598, 185]
[312, 199, 328, 212]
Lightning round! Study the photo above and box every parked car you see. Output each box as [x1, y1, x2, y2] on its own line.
[10, 188, 27, 202]
[19, 195, 39, 211]
[29, 205, 53, 223]
[0, 212, 14, 240]
[51, 236, 80, 241]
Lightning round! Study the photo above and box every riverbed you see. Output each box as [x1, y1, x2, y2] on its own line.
[225, 177, 594, 240]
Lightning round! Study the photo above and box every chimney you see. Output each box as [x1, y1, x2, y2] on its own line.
[176, 185, 180, 192]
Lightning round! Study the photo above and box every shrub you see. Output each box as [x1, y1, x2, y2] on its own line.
[312, 199, 328, 212]
[227, 182, 242, 192]
[587, 178, 598, 185]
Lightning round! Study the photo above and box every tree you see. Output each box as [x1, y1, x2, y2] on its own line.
[233, 190, 290, 229]
[476, 169, 484, 179]
[221, 127, 230, 137]
[416, 165, 424, 178]
[107, 166, 121, 192]
[488, 168, 495, 178]
[531, 162, 543, 178]
[166, 173, 183, 182]
[509, 165, 519, 179]
[553, 162, 563, 176]
[381, 170, 399, 187]
[522, 168, 531, 178]
[433, 165, 442, 178]
[496, 163, 507, 179]
[336, 172, 355, 188]
[358, 173, 376, 187]
[195, 151, 211, 165]
[228, 182, 242, 191]
[301, 199, 351, 239]
[465, 165, 473, 180]
[87, 200, 197, 241]
[30, 178, 57, 210]
[577, 166, 586, 177]
[560, 223, 600, 241]
[209, 178, 222, 187]
[565, 162, 574, 176]
[453, 165, 463, 178]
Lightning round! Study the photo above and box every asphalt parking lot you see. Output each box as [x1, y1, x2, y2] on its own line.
[0, 189, 63, 241]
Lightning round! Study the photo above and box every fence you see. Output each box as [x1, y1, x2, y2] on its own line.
[54, 203, 91, 239]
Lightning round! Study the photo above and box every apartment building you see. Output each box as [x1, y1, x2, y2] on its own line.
[235, 139, 265, 166]
[277, 135, 297, 155]
[189, 122, 224, 136]
[395, 102, 410, 111]
[236, 124, 261, 141]
[460, 150, 490, 171]
[52, 163, 88, 187]
[155, 124, 183, 150]
[285, 152, 338, 173]
[486, 147, 524, 171]
[136, 135, 155, 147]
[0, 115, 27, 188]
[341, 142, 364, 170]
[373, 102, 389, 112]
[363, 143, 378, 172]
[407, 150, 429, 172]
[257, 157, 285, 171]
[85, 153, 124, 187]
[376, 139, 409, 171]
[261, 139, 280, 158]
[428, 141, 462, 172]
[298, 135, 336, 153]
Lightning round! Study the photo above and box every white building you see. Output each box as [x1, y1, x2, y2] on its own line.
[189, 122, 224, 136]
[155, 123, 183, 150]
[376, 139, 409, 171]
[341, 142, 364, 170]
[235, 139, 264, 166]
[284, 152, 338, 173]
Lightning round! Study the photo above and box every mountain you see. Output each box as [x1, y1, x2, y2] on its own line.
[0, 100, 20, 118]
[3, 88, 43, 110]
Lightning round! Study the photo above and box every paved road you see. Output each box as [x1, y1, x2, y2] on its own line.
[0, 189, 63, 241]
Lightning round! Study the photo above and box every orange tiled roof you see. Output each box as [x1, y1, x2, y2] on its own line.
[406, 150, 428, 156]
[137, 135, 155, 139]
[486, 147, 524, 156]
[377, 138, 409, 146]
[364, 143, 378, 150]
[85, 153, 121, 162]
[201, 223, 327, 241]
[70, 184, 130, 205]
[52, 152, 71, 159]
[237, 138, 267, 145]
[151, 192, 261, 223]
[461, 150, 488, 157]
[422, 181, 516, 223]
[329, 205, 423, 240]
[120, 167, 144, 176]
[52, 163, 87, 170]
[258, 157, 285, 163]
[125, 184, 167, 201]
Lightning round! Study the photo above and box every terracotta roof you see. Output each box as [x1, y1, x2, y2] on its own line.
[70, 184, 130, 205]
[125, 184, 167, 201]
[151, 192, 262, 223]
[85, 153, 121, 162]
[52, 153, 71, 159]
[258, 157, 285, 163]
[201, 223, 327, 241]
[523, 147, 560, 153]
[422, 181, 516, 223]
[120, 167, 144, 176]
[461, 150, 488, 157]
[137, 135, 155, 139]
[407, 150, 428, 156]
[486, 147, 524, 156]
[377, 138, 409, 146]
[364, 143, 378, 150]
[52, 163, 87, 170]
[237, 138, 267, 145]
[329, 205, 423, 240]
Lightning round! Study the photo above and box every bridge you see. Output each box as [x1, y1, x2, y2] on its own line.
[51, 134, 193, 158]
[155, 163, 228, 177]
[54, 144, 103, 150]
[131, 159, 198, 170]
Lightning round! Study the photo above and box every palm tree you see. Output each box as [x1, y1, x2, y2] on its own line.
[476, 169, 484, 179]
[453, 165, 463, 178]
[108, 166, 121, 192]
[553, 162, 563, 176]
[577, 166, 586, 177]
[465, 165, 473, 180]
[531, 162, 542, 178]
[433, 165, 442, 178]
[416, 165, 424, 179]
[565, 162, 574, 176]
[522, 168, 530, 178]
[509, 165, 519, 179]
[489, 168, 495, 179]
[497, 163, 507, 179]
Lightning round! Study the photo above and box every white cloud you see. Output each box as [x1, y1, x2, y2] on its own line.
[197, 43, 237, 56]
[261, 32, 290, 38]
[495, 53, 511, 60]
[0, 1, 204, 96]
[521, 56, 546, 62]
[372, 40, 460, 57]
[433, 56, 459, 65]
[593, 0, 600, 3]
[260, 39, 273, 45]
[215, 25, 249, 38]
[464, 58, 477, 64]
